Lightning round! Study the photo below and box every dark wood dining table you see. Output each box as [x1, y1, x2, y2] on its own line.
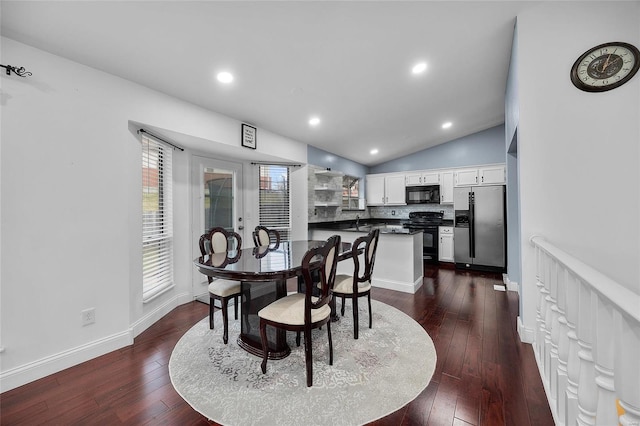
[193, 239, 354, 359]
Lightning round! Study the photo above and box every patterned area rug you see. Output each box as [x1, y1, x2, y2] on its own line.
[169, 300, 436, 426]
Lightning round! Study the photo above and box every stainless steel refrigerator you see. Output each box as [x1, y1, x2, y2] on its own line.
[454, 185, 506, 271]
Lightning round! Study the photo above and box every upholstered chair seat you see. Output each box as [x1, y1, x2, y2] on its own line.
[258, 294, 331, 325]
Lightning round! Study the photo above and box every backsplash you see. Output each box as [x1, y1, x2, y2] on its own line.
[368, 204, 454, 221]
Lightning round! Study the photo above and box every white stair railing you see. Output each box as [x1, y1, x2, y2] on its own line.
[530, 235, 640, 426]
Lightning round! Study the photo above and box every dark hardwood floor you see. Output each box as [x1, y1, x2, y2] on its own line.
[0, 265, 554, 425]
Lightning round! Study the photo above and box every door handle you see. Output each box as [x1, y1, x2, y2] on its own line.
[238, 226, 244, 230]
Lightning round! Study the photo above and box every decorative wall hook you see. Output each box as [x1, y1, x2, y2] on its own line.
[0, 64, 32, 77]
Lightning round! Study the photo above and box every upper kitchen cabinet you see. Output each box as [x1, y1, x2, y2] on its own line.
[440, 171, 454, 204]
[479, 166, 506, 185]
[405, 171, 440, 186]
[366, 173, 406, 206]
[454, 165, 505, 186]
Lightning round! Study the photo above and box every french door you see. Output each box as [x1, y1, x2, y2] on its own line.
[191, 155, 244, 302]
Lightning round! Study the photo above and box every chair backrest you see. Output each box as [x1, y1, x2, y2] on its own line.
[300, 235, 341, 319]
[252, 225, 281, 248]
[199, 227, 242, 283]
[199, 227, 242, 256]
[351, 228, 380, 286]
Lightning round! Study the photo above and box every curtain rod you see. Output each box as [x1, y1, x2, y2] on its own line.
[137, 129, 185, 152]
[251, 161, 302, 167]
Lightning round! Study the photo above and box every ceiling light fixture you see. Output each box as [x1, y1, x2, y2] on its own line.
[442, 121, 453, 129]
[412, 62, 427, 74]
[309, 117, 321, 126]
[370, 149, 379, 155]
[216, 71, 234, 84]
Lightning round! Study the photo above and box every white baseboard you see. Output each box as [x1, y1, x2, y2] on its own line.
[131, 291, 191, 338]
[372, 275, 423, 294]
[517, 316, 535, 344]
[0, 292, 190, 393]
[502, 273, 519, 293]
[0, 330, 132, 393]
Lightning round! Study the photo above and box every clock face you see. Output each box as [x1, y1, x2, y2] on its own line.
[571, 42, 640, 92]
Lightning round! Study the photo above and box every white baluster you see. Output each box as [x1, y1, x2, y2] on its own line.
[614, 311, 640, 426]
[592, 295, 617, 425]
[556, 266, 569, 425]
[565, 272, 580, 426]
[576, 282, 597, 426]
[537, 248, 549, 365]
[543, 256, 555, 387]
[549, 259, 561, 404]
[535, 245, 547, 361]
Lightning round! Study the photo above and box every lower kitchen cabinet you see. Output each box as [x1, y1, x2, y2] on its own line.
[439, 226, 454, 262]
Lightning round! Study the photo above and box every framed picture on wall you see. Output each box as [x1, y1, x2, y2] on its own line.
[241, 124, 257, 149]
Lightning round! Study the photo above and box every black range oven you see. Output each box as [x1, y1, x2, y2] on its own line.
[403, 211, 445, 262]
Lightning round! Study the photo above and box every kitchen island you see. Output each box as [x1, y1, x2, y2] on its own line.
[309, 223, 423, 294]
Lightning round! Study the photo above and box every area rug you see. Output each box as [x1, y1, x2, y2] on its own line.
[169, 300, 436, 426]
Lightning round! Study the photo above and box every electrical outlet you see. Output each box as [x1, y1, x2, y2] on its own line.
[81, 308, 95, 326]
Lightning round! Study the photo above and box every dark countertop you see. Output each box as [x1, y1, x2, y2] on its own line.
[308, 218, 421, 235]
[309, 218, 455, 233]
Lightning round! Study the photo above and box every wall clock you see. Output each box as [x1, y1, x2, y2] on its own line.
[570, 42, 640, 92]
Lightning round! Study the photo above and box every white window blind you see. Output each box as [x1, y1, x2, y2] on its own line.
[142, 135, 174, 301]
[258, 165, 291, 240]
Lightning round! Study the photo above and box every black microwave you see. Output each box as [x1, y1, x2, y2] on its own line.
[406, 185, 440, 204]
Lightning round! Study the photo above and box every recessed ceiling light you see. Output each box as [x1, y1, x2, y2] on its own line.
[216, 71, 234, 84]
[309, 117, 321, 126]
[370, 149, 379, 155]
[442, 121, 453, 129]
[412, 62, 427, 74]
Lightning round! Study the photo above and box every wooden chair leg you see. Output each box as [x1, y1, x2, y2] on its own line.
[327, 320, 333, 366]
[260, 320, 269, 374]
[368, 293, 372, 329]
[221, 297, 229, 344]
[296, 331, 301, 347]
[234, 295, 239, 320]
[209, 296, 215, 330]
[304, 328, 313, 387]
[341, 295, 346, 316]
[353, 296, 360, 340]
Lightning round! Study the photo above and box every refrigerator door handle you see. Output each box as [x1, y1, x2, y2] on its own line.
[469, 192, 475, 258]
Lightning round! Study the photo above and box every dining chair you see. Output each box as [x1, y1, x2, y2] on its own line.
[252, 225, 281, 248]
[258, 235, 341, 387]
[332, 228, 380, 339]
[199, 227, 243, 344]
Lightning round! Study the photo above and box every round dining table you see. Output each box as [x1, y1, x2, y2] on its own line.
[194, 239, 354, 359]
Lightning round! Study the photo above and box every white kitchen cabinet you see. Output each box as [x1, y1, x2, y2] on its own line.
[454, 165, 505, 186]
[366, 173, 406, 206]
[405, 171, 440, 186]
[455, 169, 479, 186]
[439, 226, 454, 262]
[440, 171, 454, 204]
[479, 166, 506, 185]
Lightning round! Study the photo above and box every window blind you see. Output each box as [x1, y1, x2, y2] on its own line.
[142, 135, 174, 301]
[258, 165, 291, 240]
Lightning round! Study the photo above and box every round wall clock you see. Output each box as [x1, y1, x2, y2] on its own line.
[570, 41, 640, 92]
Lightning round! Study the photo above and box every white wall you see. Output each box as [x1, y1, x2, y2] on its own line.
[0, 37, 308, 391]
[517, 2, 640, 338]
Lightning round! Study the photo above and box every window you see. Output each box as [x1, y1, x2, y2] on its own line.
[142, 135, 174, 301]
[342, 175, 361, 209]
[258, 165, 290, 240]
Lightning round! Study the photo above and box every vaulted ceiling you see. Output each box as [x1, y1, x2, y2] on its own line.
[1, 1, 529, 165]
